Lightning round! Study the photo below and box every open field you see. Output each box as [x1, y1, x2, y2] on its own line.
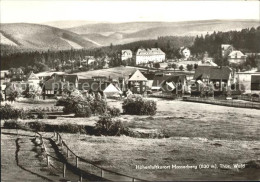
[2, 99, 259, 180]
[57, 99, 260, 181]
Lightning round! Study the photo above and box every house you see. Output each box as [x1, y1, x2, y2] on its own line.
[221, 44, 234, 58]
[0, 70, 10, 83]
[194, 66, 233, 93]
[236, 72, 260, 93]
[9, 68, 24, 80]
[136, 48, 165, 65]
[151, 75, 171, 91]
[128, 70, 148, 94]
[103, 83, 122, 97]
[228, 50, 247, 65]
[179, 47, 191, 60]
[36, 71, 65, 81]
[42, 74, 78, 97]
[78, 78, 107, 93]
[161, 75, 187, 95]
[25, 71, 40, 86]
[251, 75, 260, 94]
[121, 50, 133, 61]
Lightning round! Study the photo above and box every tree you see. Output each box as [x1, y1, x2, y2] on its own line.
[179, 65, 184, 71]
[154, 63, 160, 69]
[194, 64, 198, 69]
[172, 63, 177, 71]
[186, 64, 193, 71]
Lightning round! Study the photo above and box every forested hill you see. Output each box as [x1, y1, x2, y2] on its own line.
[190, 26, 260, 65]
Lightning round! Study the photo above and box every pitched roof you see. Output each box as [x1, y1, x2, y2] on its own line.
[194, 66, 232, 80]
[122, 50, 132, 55]
[221, 44, 232, 50]
[129, 70, 148, 81]
[136, 48, 165, 56]
[103, 83, 122, 93]
[25, 71, 39, 81]
[228, 50, 247, 58]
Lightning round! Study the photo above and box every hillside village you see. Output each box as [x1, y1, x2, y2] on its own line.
[1, 43, 260, 102]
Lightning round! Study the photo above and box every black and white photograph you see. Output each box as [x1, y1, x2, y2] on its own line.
[0, 0, 260, 181]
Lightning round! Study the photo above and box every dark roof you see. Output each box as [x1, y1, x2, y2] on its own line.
[152, 75, 171, 87]
[64, 75, 78, 83]
[143, 73, 155, 80]
[164, 75, 186, 84]
[251, 75, 260, 83]
[78, 78, 108, 91]
[194, 66, 232, 80]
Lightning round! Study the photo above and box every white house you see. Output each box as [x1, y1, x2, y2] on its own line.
[136, 48, 165, 65]
[228, 50, 247, 65]
[236, 71, 260, 93]
[121, 50, 133, 61]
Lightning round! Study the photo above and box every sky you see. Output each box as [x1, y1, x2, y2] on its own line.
[1, 0, 260, 24]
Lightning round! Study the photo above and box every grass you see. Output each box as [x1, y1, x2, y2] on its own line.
[55, 99, 260, 181]
[2, 99, 259, 180]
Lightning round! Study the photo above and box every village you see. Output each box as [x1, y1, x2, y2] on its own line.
[1, 44, 260, 104]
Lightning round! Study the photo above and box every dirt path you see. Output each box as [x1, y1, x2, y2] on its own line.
[1, 131, 51, 182]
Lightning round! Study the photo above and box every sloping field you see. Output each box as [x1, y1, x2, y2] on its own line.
[58, 100, 260, 181]
[75, 66, 148, 79]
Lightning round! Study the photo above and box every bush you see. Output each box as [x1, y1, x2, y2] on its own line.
[58, 123, 82, 133]
[122, 95, 157, 115]
[0, 104, 28, 120]
[89, 99, 107, 115]
[95, 114, 129, 136]
[28, 121, 46, 132]
[74, 103, 92, 117]
[107, 106, 121, 117]
[3, 120, 29, 130]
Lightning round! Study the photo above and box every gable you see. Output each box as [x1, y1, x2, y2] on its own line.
[129, 70, 147, 81]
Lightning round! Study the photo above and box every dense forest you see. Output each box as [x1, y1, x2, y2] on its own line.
[190, 26, 260, 66]
[0, 36, 194, 73]
[1, 26, 259, 73]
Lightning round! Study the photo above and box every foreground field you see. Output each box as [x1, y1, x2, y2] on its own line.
[59, 99, 260, 181]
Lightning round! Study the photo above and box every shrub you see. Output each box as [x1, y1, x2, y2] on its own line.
[74, 103, 92, 117]
[89, 99, 107, 115]
[3, 120, 29, 130]
[0, 104, 28, 120]
[28, 121, 46, 132]
[122, 95, 157, 115]
[107, 106, 121, 117]
[36, 110, 48, 119]
[58, 123, 82, 133]
[95, 114, 129, 136]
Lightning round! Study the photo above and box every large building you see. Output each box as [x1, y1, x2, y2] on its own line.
[136, 48, 165, 65]
[121, 50, 133, 61]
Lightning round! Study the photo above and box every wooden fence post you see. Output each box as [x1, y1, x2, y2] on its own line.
[76, 157, 78, 168]
[56, 132, 59, 142]
[79, 172, 83, 182]
[132, 177, 135, 182]
[101, 169, 103, 177]
[47, 155, 49, 167]
[67, 147, 69, 158]
[63, 163, 66, 178]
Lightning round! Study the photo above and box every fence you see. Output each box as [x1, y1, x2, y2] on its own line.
[183, 97, 260, 109]
[149, 93, 178, 100]
[54, 132, 148, 182]
[238, 95, 260, 103]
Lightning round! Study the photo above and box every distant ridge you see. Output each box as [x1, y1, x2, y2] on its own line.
[0, 23, 97, 51]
